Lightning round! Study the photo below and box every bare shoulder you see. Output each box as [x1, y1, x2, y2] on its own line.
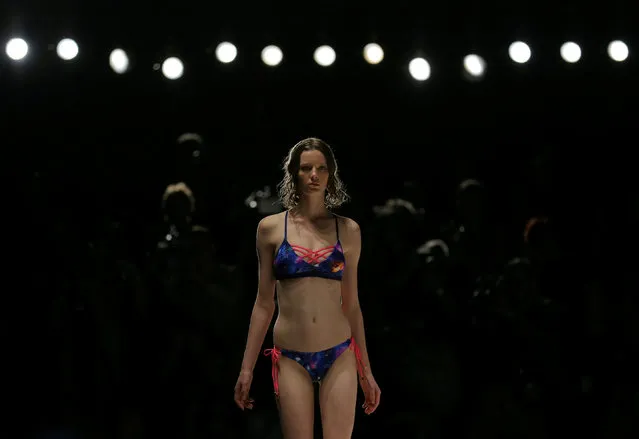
[335, 215, 361, 238]
[257, 212, 285, 239]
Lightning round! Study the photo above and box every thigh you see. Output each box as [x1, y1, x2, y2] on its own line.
[318, 349, 358, 439]
[278, 355, 315, 439]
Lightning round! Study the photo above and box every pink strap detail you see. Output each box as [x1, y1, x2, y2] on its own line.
[290, 245, 335, 264]
[263, 347, 281, 397]
[349, 337, 366, 378]
[290, 244, 334, 253]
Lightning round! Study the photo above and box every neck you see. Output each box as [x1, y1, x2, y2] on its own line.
[293, 195, 328, 220]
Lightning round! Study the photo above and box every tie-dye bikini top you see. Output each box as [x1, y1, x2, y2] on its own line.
[273, 211, 345, 281]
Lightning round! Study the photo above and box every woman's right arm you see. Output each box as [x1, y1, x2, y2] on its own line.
[240, 216, 277, 374]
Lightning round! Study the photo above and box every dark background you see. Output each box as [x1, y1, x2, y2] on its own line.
[4, 1, 638, 438]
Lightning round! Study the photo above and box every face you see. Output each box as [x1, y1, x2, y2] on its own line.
[297, 149, 329, 195]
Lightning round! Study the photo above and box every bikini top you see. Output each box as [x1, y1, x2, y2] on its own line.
[273, 211, 345, 281]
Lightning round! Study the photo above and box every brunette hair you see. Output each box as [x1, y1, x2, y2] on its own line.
[277, 137, 349, 210]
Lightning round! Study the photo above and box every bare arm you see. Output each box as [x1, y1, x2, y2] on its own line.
[240, 217, 277, 374]
[341, 218, 373, 374]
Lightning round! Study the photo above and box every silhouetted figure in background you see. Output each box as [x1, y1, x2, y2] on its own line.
[87, 226, 149, 439]
[417, 239, 457, 332]
[410, 238, 462, 439]
[174, 134, 209, 222]
[441, 179, 511, 438]
[44, 219, 148, 439]
[465, 217, 566, 439]
[521, 216, 590, 439]
[173, 133, 237, 264]
[145, 182, 235, 438]
[368, 198, 423, 321]
[443, 179, 499, 313]
[448, 179, 498, 272]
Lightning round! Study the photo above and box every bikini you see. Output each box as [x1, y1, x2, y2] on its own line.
[263, 211, 365, 397]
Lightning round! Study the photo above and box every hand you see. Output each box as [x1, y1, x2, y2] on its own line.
[359, 371, 381, 414]
[234, 370, 255, 410]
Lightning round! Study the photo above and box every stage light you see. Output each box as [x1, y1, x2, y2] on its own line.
[560, 42, 582, 63]
[261, 45, 283, 66]
[216, 42, 237, 64]
[463, 54, 486, 78]
[6, 38, 28, 61]
[314, 45, 336, 67]
[57, 38, 79, 61]
[408, 57, 431, 81]
[363, 43, 384, 64]
[109, 49, 129, 74]
[608, 40, 629, 62]
[162, 57, 184, 80]
[508, 41, 531, 64]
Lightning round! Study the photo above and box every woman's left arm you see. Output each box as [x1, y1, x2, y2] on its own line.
[341, 217, 381, 414]
[341, 217, 372, 374]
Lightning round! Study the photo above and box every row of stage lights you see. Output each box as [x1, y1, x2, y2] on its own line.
[4, 37, 632, 82]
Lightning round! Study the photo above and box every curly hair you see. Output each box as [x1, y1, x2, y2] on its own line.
[277, 137, 349, 210]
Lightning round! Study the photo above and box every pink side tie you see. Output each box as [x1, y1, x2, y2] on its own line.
[349, 337, 366, 378]
[263, 347, 282, 397]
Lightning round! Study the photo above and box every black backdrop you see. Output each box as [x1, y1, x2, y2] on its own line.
[4, 2, 638, 438]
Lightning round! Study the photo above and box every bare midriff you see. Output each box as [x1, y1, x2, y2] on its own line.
[273, 277, 351, 352]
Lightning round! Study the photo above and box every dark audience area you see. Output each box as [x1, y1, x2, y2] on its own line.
[19, 144, 639, 438]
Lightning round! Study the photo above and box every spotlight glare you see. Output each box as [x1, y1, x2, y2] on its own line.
[314, 45, 336, 67]
[409, 57, 431, 81]
[109, 48, 130, 74]
[608, 40, 629, 62]
[57, 38, 79, 61]
[6, 38, 29, 61]
[560, 42, 582, 63]
[261, 45, 283, 66]
[161, 57, 184, 80]
[508, 41, 531, 64]
[363, 43, 384, 64]
[463, 54, 486, 78]
[216, 42, 238, 64]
